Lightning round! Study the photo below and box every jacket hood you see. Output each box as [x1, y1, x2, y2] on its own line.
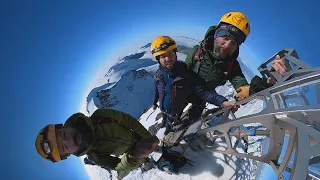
[63, 113, 95, 156]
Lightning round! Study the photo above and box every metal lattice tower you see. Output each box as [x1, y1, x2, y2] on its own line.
[175, 48, 320, 180]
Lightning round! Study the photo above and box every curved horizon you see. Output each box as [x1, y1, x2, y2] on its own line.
[3, 0, 320, 179]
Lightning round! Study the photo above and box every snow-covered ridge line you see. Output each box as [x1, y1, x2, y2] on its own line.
[80, 36, 263, 180]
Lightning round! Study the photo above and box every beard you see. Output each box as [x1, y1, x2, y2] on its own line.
[162, 64, 174, 71]
[211, 40, 235, 61]
[161, 61, 177, 71]
[212, 45, 228, 60]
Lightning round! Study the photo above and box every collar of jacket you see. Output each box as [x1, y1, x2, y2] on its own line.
[158, 61, 187, 81]
[63, 113, 96, 156]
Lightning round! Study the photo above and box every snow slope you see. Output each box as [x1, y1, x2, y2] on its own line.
[83, 36, 200, 117]
[81, 82, 265, 180]
[79, 36, 264, 180]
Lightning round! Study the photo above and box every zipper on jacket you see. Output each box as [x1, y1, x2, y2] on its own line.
[171, 84, 176, 109]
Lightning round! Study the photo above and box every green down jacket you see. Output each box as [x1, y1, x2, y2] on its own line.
[185, 25, 249, 90]
[64, 108, 152, 172]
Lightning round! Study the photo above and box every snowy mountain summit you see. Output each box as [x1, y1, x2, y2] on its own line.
[84, 36, 255, 118]
[81, 36, 263, 180]
[84, 36, 200, 118]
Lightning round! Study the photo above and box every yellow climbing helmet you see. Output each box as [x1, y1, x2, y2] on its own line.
[151, 36, 177, 59]
[218, 11, 250, 38]
[35, 124, 66, 162]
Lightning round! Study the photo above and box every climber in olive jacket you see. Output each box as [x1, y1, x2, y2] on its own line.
[65, 109, 158, 172]
[35, 108, 159, 173]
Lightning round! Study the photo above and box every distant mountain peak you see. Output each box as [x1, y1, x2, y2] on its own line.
[121, 51, 146, 61]
[85, 36, 199, 117]
[140, 43, 151, 49]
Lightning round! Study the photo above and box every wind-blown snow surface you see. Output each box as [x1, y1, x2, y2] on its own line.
[79, 36, 264, 180]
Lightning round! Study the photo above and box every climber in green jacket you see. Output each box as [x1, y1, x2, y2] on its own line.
[35, 108, 159, 172]
[184, 11, 287, 120]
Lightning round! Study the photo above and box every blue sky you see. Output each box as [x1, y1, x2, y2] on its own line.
[2, 0, 320, 179]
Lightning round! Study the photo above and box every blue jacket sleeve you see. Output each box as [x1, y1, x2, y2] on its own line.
[194, 86, 227, 106]
[153, 69, 162, 106]
[153, 81, 159, 106]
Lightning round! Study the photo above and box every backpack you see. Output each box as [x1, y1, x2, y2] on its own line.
[193, 46, 235, 75]
[149, 145, 194, 174]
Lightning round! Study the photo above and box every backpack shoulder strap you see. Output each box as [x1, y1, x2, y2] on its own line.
[193, 47, 203, 61]
[193, 41, 205, 61]
[226, 60, 235, 73]
[190, 42, 206, 71]
[154, 68, 163, 81]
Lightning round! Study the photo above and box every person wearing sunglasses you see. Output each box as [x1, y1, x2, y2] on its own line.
[184, 11, 287, 121]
